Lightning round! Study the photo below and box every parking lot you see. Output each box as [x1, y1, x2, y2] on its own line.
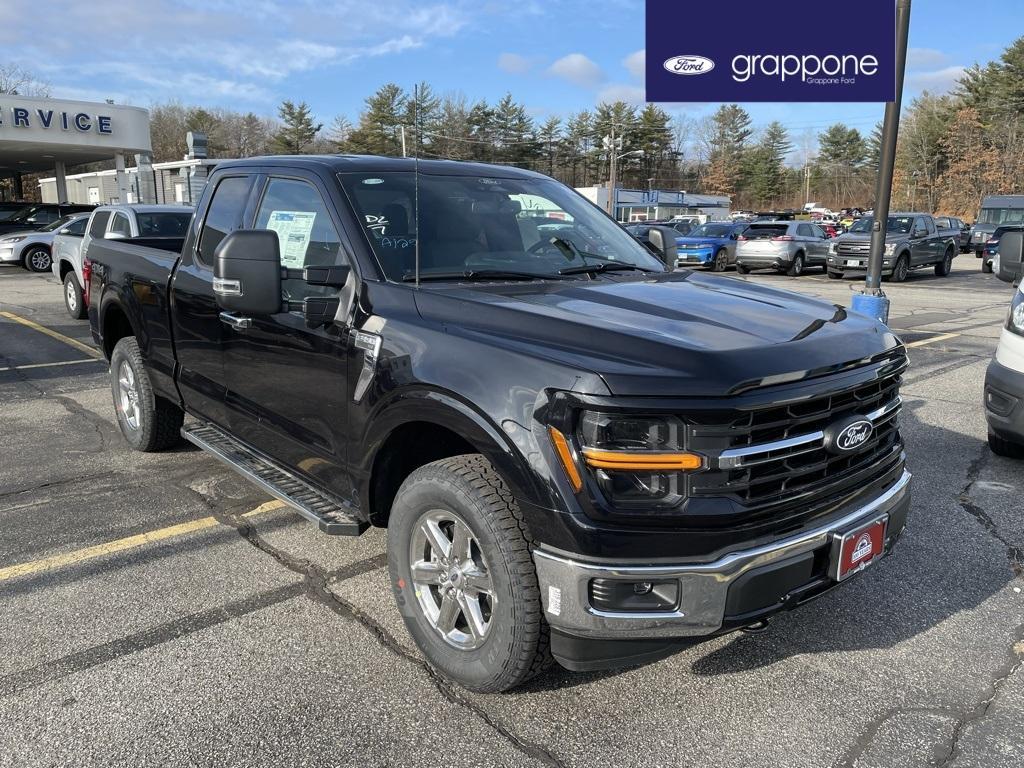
[0, 257, 1021, 768]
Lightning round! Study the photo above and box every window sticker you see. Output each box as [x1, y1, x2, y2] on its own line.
[266, 210, 316, 268]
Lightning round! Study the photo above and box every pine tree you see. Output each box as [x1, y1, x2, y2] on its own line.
[703, 104, 752, 197]
[271, 100, 322, 154]
[538, 116, 562, 177]
[345, 84, 407, 156]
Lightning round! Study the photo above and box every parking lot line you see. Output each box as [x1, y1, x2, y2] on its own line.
[0, 358, 103, 372]
[904, 332, 961, 348]
[0, 499, 286, 584]
[0, 311, 102, 359]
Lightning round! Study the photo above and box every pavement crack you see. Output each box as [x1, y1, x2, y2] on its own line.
[957, 445, 1024, 576]
[214, 507, 567, 768]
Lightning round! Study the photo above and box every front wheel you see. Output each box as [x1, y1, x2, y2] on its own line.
[23, 246, 51, 273]
[935, 248, 954, 277]
[737, 264, 751, 274]
[989, 432, 1024, 459]
[388, 454, 551, 692]
[109, 337, 184, 452]
[787, 253, 805, 277]
[709, 248, 728, 272]
[63, 273, 87, 320]
[890, 255, 910, 283]
[982, 258, 993, 274]
[827, 269, 843, 280]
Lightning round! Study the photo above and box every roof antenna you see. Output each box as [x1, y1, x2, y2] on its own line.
[413, 83, 421, 288]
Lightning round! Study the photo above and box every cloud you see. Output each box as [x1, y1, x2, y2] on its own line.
[907, 65, 966, 94]
[907, 48, 950, 71]
[597, 84, 646, 106]
[548, 53, 605, 88]
[498, 53, 533, 74]
[623, 49, 645, 79]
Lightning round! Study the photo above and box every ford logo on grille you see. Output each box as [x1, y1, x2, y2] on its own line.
[824, 416, 873, 455]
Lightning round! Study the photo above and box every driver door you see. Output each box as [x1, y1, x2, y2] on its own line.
[221, 171, 355, 500]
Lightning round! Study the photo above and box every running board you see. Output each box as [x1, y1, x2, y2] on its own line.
[182, 422, 367, 536]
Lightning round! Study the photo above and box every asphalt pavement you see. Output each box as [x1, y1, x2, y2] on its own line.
[0, 255, 1021, 768]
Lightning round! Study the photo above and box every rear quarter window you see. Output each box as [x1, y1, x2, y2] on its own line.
[745, 224, 789, 239]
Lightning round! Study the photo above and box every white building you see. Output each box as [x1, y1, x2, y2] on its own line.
[39, 158, 221, 206]
[576, 186, 731, 222]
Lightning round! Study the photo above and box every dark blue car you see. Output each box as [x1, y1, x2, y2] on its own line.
[674, 222, 749, 271]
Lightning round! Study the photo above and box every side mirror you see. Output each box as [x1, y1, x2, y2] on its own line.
[59, 227, 72, 235]
[998, 231, 1023, 284]
[214, 230, 282, 314]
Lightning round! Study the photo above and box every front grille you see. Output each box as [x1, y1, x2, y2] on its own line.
[836, 242, 871, 257]
[688, 369, 903, 508]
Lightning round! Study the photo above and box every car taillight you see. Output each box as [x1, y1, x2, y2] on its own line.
[772, 235, 795, 241]
[736, 235, 747, 241]
[82, 257, 92, 307]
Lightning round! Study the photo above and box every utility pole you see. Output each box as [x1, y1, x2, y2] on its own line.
[852, 0, 912, 323]
[603, 130, 623, 217]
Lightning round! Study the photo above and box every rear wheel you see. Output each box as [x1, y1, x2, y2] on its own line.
[24, 246, 51, 273]
[935, 247, 954, 276]
[63, 273, 87, 320]
[109, 337, 184, 452]
[709, 248, 728, 272]
[982, 258, 993, 274]
[988, 432, 1024, 459]
[388, 454, 551, 692]
[787, 253, 805, 277]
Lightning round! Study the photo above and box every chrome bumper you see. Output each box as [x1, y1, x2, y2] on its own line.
[533, 469, 911, 639]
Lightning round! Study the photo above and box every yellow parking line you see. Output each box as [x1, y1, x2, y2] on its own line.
[0, 358, 103, 372]
[0, 310, 101, 359]
[904, 332, 961, 348]
[0, 499, 286, 583]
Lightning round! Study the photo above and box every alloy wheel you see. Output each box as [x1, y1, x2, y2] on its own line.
[117, 360, 141, 430]
[65, 280, 77, 313]
[409, 509, 496, 650]
[29, 249, 50, 271]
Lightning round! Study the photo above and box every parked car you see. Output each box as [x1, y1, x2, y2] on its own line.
[674, 221, 748, 271]
[969, 195, 1024, 256]
[735, 220, 829, 276]
[0, 212, 89, 272]
[979, 226, 1024, 274]
[0, 203, 94, 235]
[826, 213, 958, 282]
[985, 230, 1024, 457]
[932, 215, 968, 252]
[819, 223, 840, 238]
[55, 204, 193, 319]
[86, 155, 911, 692]
[0, 201, 29, 221]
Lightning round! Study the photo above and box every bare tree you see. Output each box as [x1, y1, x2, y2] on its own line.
[0, 63, 51, 96]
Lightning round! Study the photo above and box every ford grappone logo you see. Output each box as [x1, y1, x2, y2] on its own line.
[663, 55, 715, 76]
[824, 416, 874, 455]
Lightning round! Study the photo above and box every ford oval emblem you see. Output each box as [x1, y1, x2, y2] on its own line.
[824, 417, 874, 455]
[663, 55, 715, 76]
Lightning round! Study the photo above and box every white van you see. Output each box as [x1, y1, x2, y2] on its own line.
[985, 231, 1024, 457]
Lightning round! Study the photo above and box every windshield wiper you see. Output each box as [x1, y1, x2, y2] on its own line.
[558, 262, 658, 276]
[402, 269, 558, 282]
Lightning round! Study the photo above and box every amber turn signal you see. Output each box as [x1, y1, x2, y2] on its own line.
[580, 448, 702, 472]
[548, 426, 583, 493]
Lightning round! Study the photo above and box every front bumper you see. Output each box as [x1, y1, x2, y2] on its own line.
[985, 358, 1024, 442]
[534, 468, 911, 644]
[0, 245, 22, 263]
[676, 248, 713, 267]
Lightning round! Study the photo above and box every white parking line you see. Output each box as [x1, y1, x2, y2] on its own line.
[0, 358, 104, 372]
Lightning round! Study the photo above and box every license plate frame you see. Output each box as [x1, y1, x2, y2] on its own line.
[830, 515, 888, 581]
[845, 259, 863, 267]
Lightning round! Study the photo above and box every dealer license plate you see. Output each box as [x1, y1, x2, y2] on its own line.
[845, 259, 863, 267]
[830, 517, 887, 581]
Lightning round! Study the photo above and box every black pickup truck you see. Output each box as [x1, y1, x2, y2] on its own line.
[826, 212, 958, 281]
[87, 155, 911, 692]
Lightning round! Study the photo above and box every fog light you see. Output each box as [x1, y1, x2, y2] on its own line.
[589, 579, 678, 612]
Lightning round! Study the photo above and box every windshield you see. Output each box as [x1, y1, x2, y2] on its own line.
[136, 211, 192, 237]
[689, 223, 732, 238]
[7, 205, 41, 223]
[338, 172, 666, 281]
[41, 215, 74, 232]
[848, 216, 914, 234]
[979, 207, 1024, 226]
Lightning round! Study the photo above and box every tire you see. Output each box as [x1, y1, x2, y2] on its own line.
[988, 432, 1024, 459]
[787, 252, 805, 277]
[63, 272, 87, 320]
[388, 454, 552, 693]
[709, 248, 728, 272]
[935, 247, 954, 277]
[982, 259, 993, 274]
[23, 246, 51, 273]
[890, 254, 910, 283]
[109, 337, 184, 452]
[737, 264, 751, 274]
[827, 269, 843, 280]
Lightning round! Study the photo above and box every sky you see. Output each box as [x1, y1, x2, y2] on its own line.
[1, 0, 1021, 157]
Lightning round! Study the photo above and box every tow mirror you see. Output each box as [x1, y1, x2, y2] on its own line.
[998, 231, 1023, 285]
[214, 229, 282, 315]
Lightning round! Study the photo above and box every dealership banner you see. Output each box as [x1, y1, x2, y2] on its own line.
[645, 0, 896, 102]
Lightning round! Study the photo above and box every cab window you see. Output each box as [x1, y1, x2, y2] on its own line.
[88, 211, 111, 238]
[197, 176, 251, 266]
[109, 212, 132, 238]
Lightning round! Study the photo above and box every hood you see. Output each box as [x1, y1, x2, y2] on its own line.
[675, 235, 728, 247]
[0, 228, 47, 241]
[413, 272, 899, 397]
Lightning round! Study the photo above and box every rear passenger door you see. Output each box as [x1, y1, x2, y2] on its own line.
[220, 171, 355, 500]
[910, 217, 933, 265]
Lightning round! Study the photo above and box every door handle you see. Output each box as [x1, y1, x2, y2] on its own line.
[219, 312, 252, 330]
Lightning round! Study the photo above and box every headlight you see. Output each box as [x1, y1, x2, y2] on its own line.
[572, 411, 702, 509]
[1, 235, 26, 244]
[883, 243, 897, 255]
[828, 242, 837, 254]
[1008, 291, 1024, 337]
